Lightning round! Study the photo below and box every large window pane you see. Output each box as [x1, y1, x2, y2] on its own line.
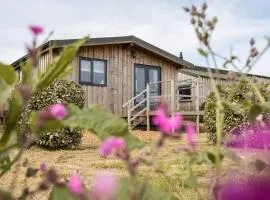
[80, 60, 91, 82]
[93, 60, 105, 84]
[135, 67, 146, 104]
[148, 69, 159, 95]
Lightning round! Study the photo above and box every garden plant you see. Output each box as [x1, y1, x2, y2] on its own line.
[0, 2, 270, 200]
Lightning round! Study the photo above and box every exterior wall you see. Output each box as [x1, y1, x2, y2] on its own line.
[32, 50, 53, 77]
[177, 70, 270, 112]
[65, 44, 179, 117]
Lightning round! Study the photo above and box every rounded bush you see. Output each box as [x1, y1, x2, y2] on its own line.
[204, 92, 217, 142]
[204, 80, 270, 143]
[18, 79, 85, 149]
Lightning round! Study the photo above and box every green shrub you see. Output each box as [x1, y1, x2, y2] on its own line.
[204, 92, 217, 142]
[18, 79, 85, 149]
[204, 80, 270, 143]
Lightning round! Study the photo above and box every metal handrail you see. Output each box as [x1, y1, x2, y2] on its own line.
[130, 107, 147, 121]
[130, 98, 147, 112]
[123, 88, 147, 108]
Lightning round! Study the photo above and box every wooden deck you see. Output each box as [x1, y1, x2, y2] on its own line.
[148, 110, 204, 116]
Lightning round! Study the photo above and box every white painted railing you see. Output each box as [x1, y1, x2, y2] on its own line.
[123, 78, 208, 131]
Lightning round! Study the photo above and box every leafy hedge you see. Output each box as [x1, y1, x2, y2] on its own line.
[18, 79, 85, 149]
[204, 80, 269, 143]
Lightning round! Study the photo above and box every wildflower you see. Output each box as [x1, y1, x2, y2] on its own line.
[227, 124, 270, 149]
[91, 172, 118, 200]
[40, 163, 47, 172]
[29, 25, 44, 36]
[152, 107, 183, 135]
[215, 176, 270, 200]
[100, 137, 125, 157]
[186, 122, 196, 149]
[68, 174, 84, 195]
[50, 104, 67, 120]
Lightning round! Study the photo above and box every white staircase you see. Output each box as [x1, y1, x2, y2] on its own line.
[123, 85, 150, 130]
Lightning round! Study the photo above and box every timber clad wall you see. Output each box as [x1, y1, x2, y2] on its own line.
[177, 70, 270, 112]
[71, 44, 178, 117]
[30, 43, 270, 117]
[35, 44, 179, 117]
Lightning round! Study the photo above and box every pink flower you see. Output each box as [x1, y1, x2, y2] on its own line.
[50, 104, 67, 120]
[91, 172, 118, 200]
[40, 163, 47, 172]
[227, 124, 270, 149]
[68, 174, 84, 195]
[186, 122, 196, 149]
[214, 176, 270, 200]
[152, 107, 183, 135]
[100, 137, 125, 157]
[29, 25, 44, 36]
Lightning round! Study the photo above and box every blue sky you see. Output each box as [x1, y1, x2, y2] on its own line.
[0, 0, 269, 76]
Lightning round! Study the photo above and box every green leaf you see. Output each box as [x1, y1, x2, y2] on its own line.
[116, 177, 177, 200]
[207, 152, 224, 164]
[37, 120, 65, 134]
[63, 104, 143, 150]
[0, 79, 12, 104]
[0, 63, 18, 85]
[185, 175, 197, 189]
[0, 90, 23, 147]
[0, 156, 11, 171]
[21, 62, 32, 84]
[248, 104, 263, 123]
[0, 189, 13, 200]
[49, 186, 79, 200]
[197, 48, 208, 57]
[123, 134, 144, 150]
[37, 37, 88, 90]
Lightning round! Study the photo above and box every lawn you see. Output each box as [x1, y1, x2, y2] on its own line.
[0, 131, 235, 200]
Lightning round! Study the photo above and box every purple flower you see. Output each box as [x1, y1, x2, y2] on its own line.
[152, 107, 183, 135]
[100, 137, 125, 158]
[186, 122, 196, 149]
[91, 172, 118, 200]
[40, 163, 47, 172]
[68, 174, 84, 195]
[215, 177, 270, 200]
[227, 125, 270, 149]
[29, 25, 44, 36]
[50, 104, 67, 120]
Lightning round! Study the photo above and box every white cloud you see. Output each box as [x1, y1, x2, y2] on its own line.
[0, 0, 269, 76]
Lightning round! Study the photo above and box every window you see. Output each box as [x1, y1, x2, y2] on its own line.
[178, 84, 192, 101]
[79, 57, 107, 86]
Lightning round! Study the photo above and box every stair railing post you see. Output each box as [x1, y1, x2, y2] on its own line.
[171, 79, 175, 133]
[128, 103, 131, 130]
[146, 84, 150, 131]
[196, 77, 200, 134]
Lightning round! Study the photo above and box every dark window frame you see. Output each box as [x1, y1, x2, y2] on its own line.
[178, 83, 192, 102]
[133, 64, 161, 98]
[79, 56, 107, 87]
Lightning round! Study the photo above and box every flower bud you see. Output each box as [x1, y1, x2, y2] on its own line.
[17, 85, 32, 104]
[26, 167, 39, 177]
[250, 38, 255, 46]
[251, 47, 258, 57]
[202, 2, 207, 10]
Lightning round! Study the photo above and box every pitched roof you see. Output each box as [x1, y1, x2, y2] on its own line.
[11, 35, 193, 68]
[181, 65, 270, 80]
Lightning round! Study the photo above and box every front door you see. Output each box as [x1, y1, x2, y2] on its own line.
[134, 64, 161, 107]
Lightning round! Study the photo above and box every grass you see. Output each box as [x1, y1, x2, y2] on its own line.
[0, 130, 233, 200]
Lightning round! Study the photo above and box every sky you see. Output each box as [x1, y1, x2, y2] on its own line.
[0, 0, 270, 76]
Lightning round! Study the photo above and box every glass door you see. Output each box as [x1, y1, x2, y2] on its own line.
[134, 64, 161, 106]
